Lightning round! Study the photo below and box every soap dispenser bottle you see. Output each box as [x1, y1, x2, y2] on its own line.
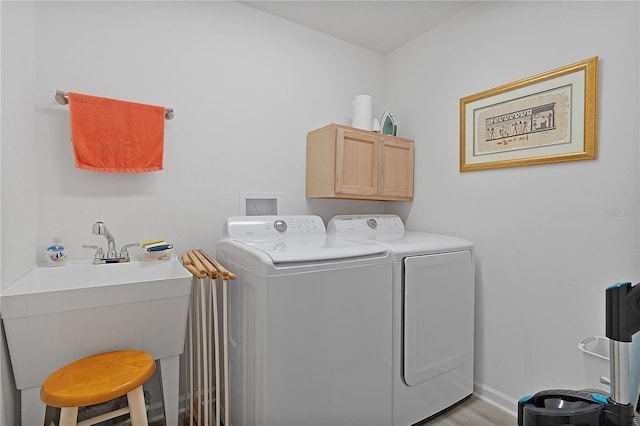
[46, 232, 67, 267]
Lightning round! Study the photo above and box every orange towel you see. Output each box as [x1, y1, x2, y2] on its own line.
[68, 92, 165, 173]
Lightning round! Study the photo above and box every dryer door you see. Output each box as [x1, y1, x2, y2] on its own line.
[403, 250, 474, 386]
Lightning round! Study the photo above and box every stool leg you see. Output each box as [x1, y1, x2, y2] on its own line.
[59, 407, 78, 426]
[127, 385, 149, 426]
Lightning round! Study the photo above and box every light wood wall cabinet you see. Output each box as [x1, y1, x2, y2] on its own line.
[306, 123, 414, 201]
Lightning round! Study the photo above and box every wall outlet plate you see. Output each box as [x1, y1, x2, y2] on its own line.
[239, 192, 280, 216]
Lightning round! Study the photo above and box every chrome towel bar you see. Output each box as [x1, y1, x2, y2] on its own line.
[55, 90, 174, 120]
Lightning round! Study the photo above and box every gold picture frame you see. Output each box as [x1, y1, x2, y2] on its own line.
[460, 57, 598, 171]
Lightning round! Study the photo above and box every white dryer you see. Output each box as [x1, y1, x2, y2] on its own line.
[328, 214, 475, 426]
[216, 215, 393, 426]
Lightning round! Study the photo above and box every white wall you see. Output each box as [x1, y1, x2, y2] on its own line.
[2, 1, 639, 424]
[386, 0, 640, 412]
[1, 1, 387, 423]
[1, 2, 38, 424]
[31, 1, 387, 266]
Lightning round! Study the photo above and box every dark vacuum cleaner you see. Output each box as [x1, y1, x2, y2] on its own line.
[518, 281, 640, 426]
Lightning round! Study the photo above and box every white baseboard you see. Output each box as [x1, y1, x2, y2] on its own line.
[147, 399, 172, 424]
[147, 389, 219, 424]
[149, 384, 517, 424]
[474, 381, 519, 418]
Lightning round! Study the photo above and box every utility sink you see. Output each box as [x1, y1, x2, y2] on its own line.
[1, 257, 192, 426]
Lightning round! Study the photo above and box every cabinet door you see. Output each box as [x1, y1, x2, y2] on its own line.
[335, 128, 378, 196]
[379, 136, 414, 198]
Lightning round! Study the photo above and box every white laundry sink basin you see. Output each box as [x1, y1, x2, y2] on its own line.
[1, 257, 192, 426]
[2, 257, 191, 319]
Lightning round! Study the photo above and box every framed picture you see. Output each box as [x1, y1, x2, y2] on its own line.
[460, 57, 598, 171]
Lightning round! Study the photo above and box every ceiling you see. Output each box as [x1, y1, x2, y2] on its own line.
[239, 1, 474, 55]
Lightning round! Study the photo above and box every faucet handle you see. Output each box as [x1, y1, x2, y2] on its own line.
[82, 244, 104, 260]
[120, 242, 139, 258]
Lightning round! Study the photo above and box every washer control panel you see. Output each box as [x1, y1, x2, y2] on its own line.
[224, 215, 325, 237]
[327, 214, 405, 235]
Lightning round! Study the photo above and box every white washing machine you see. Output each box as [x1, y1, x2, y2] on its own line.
[216, 215, 393, 426]
[327, 214, 475, 426]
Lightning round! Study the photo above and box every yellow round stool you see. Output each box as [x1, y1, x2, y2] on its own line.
[40, 350, 156, 426]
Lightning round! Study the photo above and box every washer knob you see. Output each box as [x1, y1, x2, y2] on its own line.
[274, 219, 287, 232]
[367, 218, 378, 229]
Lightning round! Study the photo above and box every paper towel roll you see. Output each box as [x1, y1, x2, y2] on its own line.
[352, 95, 373, 130]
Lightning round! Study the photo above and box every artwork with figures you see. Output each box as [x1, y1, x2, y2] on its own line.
[478, 85, 570, 155]
[460, 57, 597, 171]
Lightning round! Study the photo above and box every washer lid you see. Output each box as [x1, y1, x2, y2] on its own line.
[235, 235, 387, 264]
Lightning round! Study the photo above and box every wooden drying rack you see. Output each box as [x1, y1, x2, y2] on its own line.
[181, 249, 235, 426]
[182, 249, 236, 280]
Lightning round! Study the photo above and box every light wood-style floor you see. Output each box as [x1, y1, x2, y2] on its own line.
[423, 395, 516, 426]
[151, 394, 517, 426]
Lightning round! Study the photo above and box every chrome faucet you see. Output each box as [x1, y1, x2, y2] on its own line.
[84, 221, 138, 264]
[92, 221, 117, 259]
